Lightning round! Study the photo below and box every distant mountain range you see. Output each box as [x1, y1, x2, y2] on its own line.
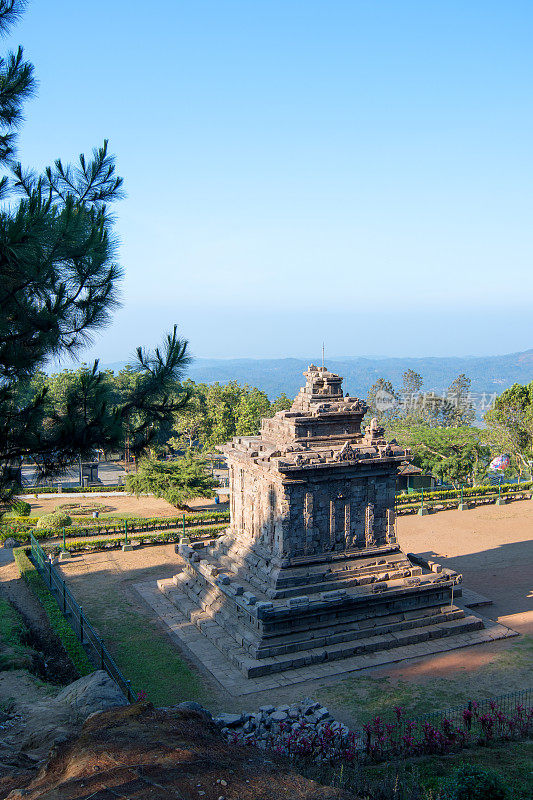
[100, 349, 533, 401]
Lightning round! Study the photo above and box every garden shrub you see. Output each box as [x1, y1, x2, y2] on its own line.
[19, 484, 125, 494]
[11, 499, 31, 516]
[444, 764, 509, 800]
[36, 511, 72, 530]
[13, 547, 93, 676]
[0, 523, 51, 544]
[43, 523, 227, 555]
[396, 481, 532, 506]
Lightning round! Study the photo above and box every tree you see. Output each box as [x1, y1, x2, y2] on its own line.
[168, 384, 208, 451]
[392, 425, 491, 487]
[366, 378, 399, 424]
[203, 382, 243, 448]
[270, 392, 292, 414]
[235, 386, 271, 436]
[441, 374, 476, 427]
[126, 452, 216, 510]
[0, 3, 191, 505]
[401, 368, 423, 397]
[484, 382, 533, 478]
[399, 369, 423, 419]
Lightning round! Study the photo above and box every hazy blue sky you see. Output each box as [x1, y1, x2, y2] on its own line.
[12, 1, 533, 362]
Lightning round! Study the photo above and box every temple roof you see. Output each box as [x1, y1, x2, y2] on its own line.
[219, 366, 410, 473]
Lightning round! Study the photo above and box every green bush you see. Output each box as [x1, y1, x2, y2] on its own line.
[36, 511, 72, 530]
[19, 485, 125, 494]
[444, 764, 509, 800]
[43, 523, 226, 554]
[11, 499, 31, 516]
[396, 481, 532, 506]
[0, 509, 228, 545]
[13, 547, 93, 676]
[0, 523, 51, 544]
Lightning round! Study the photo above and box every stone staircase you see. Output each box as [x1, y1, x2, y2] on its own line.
[158, 574, 483, 677]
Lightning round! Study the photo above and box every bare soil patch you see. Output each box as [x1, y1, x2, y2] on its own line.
[396, 500, 533, 634]
[17, 703, 353, 800]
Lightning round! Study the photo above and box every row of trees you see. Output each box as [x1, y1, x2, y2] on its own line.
[364, 370, 533, 487]
[19, 369, 293, 459]
[22, 363, 533, 493]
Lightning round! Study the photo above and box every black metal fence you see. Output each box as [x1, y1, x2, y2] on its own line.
[400, 688, 532, 733]
[30, 533, 134, 702]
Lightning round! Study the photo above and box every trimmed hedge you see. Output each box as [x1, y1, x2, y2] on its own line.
[396, 481, 533, 508]
[1, 509, 230, 543]
[36, 511, 72, 530]
[19, 485, 125, 494]
[42, 523, 227, 555]
[396, 481, 533, 505]
[13, 547, 94, 676]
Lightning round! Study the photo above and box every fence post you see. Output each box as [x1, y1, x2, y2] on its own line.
[63, 580, 66, 613]
[122, 519, 132, 551]
[59, 527, 69, 560]
[79, 607, 84, 643]
[418, 487, 429, 515]
[182, 513, 186, 536]
[458, 484, 467, 511]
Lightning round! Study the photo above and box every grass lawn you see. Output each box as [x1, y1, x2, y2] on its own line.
[315, 635, 533, 728]
[0, 598, 35, 670]
[60, 568, 214, 708]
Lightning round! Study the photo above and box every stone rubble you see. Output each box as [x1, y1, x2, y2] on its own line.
[214, 698, 352, 748]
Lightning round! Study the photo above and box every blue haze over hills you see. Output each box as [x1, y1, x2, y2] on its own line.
[99, 349, 533, 401]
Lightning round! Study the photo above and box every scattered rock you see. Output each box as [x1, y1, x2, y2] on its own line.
[215, 712, 243, 728]
[54, 670, 127, 718]
[2, 537, 19, 548]
[215, 698, 349, 751]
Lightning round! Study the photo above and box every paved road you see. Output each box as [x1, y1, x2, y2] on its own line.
[0, 546, 14, 567]
[21, 461, 127, 489]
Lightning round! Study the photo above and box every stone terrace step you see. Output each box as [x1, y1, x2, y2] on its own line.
[159, 579, 483, 677]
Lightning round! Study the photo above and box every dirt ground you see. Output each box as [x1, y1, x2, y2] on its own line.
[396, 500, 533, 635]
[32, 499, 531, 729]
[28, 495, 227, 518]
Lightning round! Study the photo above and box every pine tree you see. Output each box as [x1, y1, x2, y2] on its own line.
[126, 452, 216, 510]
[0, 2, 190, 505]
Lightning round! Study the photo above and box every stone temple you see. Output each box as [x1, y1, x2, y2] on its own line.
[170, 366, 483, 677]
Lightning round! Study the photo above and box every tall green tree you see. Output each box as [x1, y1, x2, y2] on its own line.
[126, 452, 216, 510]
[270, 392, 292, 414]
[392, 425, 491, 487]
[0, 2, 190, 504]
[235, 386, 271, 436]
[442, 374, 476, 427]
[484, 382, 533, 477]
[168, 383, 208, 450]
[366, 378, 399, 424]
